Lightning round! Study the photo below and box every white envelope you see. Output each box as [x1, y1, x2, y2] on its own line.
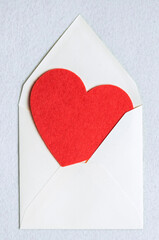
[19, 15, 143, 229]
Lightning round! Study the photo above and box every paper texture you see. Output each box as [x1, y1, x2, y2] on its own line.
[19, 15, 143, 229]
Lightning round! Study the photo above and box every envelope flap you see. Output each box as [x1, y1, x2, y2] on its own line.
[89, 106, 143, 215]
[19, 107, 59, 223]
[21, 161, 142, 229]
[19, 15, 141, 109]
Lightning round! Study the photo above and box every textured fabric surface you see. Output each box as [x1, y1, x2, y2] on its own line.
[30, 69, 133, 167]
[0, 0, 159, 239]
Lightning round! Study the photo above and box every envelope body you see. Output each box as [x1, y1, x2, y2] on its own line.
[19, 16, 143, 229]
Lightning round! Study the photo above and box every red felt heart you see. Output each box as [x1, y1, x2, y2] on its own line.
[30, 69, 133, 167]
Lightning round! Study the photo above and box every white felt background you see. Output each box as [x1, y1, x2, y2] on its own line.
[0, 0, 158, 239]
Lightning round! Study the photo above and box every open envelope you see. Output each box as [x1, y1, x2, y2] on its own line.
[19, 16, 143, 229]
